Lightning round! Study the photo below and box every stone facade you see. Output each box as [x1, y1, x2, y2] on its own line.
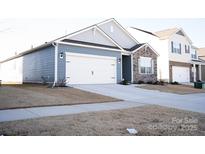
[169, 61, 192, 82]
[133, 46, 158, 83]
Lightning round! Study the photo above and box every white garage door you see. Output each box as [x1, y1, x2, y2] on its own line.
[172, 66, 190, 83]
[66, 52, 117, 84]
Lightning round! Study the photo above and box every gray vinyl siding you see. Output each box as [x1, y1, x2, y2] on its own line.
[23, 46, 55, 83]
[57, 44, 122, 83]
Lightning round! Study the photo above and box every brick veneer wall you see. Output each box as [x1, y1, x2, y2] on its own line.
[133, 46, 158, 83]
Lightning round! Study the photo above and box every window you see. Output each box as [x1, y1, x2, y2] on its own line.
[139, 57, 153, 74]
[171, 41, 181, 54]
[176, 30, 185, 36]
[191, 50, 197, 59]
[185, 45, 190, 53]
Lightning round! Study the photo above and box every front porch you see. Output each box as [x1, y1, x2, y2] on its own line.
[122, 55, 132, 82]
[191, 61, 202, 82]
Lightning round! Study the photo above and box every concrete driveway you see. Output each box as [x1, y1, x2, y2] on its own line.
[73, 84, 205, 113]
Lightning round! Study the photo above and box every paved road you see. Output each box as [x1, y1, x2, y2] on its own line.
[73, 84, 205, 113]
[0, 101, 144, 122]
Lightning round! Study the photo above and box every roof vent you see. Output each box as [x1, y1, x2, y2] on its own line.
[110, 25, 114, 33]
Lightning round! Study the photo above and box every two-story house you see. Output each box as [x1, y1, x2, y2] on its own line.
[197, 48, 205, 61]
[128, 27, 205, 83]
[196, 48, 205, 81]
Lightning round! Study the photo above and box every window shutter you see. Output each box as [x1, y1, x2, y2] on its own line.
[138, 58, 141, 74]
[171, 41, 174, 53]
[179, 43, 181, 54]
[188, 45, 190, 53]
[185, 45, 187, 53]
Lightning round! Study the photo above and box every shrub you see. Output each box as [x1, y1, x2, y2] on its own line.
[146, 81, 153, 84]
[153, 81, 159, 85]
[171, 81, 179, 85]
[159, 81, 165, 85]
[157, 80, 165, 85]
[57, 79, 67, 87]
[137, 80, 144, 84]
[121, 80, 129, 85]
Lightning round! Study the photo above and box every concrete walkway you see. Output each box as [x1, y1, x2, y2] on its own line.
[73, 84, 205, 113]
[1, 84, 205, 123]
[0, 101, 144, 122]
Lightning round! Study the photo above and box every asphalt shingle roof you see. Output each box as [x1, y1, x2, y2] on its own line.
[154, 28, 179, 39]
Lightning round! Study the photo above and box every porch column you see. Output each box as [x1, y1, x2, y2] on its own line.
[131, 54, 133, 83]
[193, 64, 196, 82]
[199, 64, 202, 81]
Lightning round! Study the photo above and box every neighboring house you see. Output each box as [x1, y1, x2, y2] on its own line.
[128, 27, 205, 83]
[197, 48, 205, 61]
[0, 18, 158, 85]
[196, 48, 205, 81]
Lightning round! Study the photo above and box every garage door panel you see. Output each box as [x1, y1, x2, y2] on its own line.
[66, 53, 117, 84]
[172, 66, 190, 83]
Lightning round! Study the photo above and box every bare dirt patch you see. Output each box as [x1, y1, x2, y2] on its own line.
[137, 84, 205, 94]
[0, 84, 119, 110]
[0, 105, 204, 136]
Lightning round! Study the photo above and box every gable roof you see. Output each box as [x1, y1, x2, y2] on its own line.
[0, 43, 53, 63]
[61, 39, 120, 50]
[197, 48, 205, 56]
[55, 18, 138, 48]
[99, 18, 139, 44]
[130, 27, 158, 37]
[154, 28, 179, 39]
[197, 48, 205, 61]
[125, 43, 145, 51]
[0, 18, 139, 63]
[54, 23, 122, 50]
[61, 39, 142, 52]
[154, 28, 192, 43]
[132, 43, 159, 56]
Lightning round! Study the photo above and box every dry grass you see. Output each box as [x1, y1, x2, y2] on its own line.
[0, 84, 119, 110]
[0, 105, 204, 136]
[137, 84, 205, 94]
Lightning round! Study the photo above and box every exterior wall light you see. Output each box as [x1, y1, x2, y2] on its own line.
[59, 52, 64, 59]
[118, 58, 121, 63]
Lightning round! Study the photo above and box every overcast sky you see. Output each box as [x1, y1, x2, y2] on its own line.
[0, 18, 205, 61]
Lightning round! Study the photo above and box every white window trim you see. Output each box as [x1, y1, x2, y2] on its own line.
[138, 57, 154, 75]
[172, 42, 181, 54]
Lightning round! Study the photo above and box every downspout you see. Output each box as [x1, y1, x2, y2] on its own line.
[52, 42, 58, 88]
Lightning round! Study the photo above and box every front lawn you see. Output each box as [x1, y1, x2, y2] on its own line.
[0, 105, 204, 136]
[0, 84, 119, 110]
[136, 84, 205, 94]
